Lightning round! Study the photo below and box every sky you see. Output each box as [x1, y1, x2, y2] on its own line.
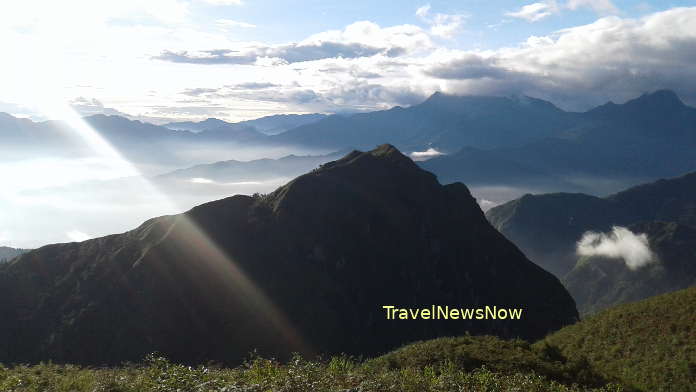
[2, 0, 696, 123]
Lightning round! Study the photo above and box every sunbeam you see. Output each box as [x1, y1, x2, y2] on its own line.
[31, 100, 310, 357]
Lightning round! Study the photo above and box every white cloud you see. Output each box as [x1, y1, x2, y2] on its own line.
[66, 230, 92, 242]
[410, 148, 444, 161]
[477, 199, 498, 211]
[576, 226, 656, 270]
[424, 7, 696, 109]
[507, 0, 617, 23]
[199, 0, 243, 5]
[566, 0, 618, 14]
[156, 21, 431, 65]
[216, 19, 256, 29]
[506, 2, 559, 22]
[416, 4, 466, 38]
[190, 177, 214, 184]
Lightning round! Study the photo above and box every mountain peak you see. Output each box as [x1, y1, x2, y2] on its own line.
[317, 144, 420, 174]
[628, 89, 684, 109]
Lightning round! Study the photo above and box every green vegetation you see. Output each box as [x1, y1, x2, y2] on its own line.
[0, 351, 624, 392]
[368, 335, 612, 388]
[4, 287, 695, 391]
[537, 286, 696, 391]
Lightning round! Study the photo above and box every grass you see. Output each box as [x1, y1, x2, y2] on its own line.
[0, 351, 625, 392]
[4, 288, 695, 391]
[536, 286, 696, 392]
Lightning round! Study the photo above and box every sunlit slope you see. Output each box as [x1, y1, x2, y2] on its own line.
[536, 286, 696, 391]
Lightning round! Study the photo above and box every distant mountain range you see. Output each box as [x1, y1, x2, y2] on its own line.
[0, 247, 29, 263]
[269, 93, 577, 151]
[0, 145, 577, 365]
[164, 113, 327, 135]
[157, 150, 349, 184]
[487, 171, 696, 314]
[3, 89, 695, 193]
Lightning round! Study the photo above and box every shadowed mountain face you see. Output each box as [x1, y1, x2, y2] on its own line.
[486, 171, 696, 278]
[564, 221, 696, 315]
[0, 145, 577, 365]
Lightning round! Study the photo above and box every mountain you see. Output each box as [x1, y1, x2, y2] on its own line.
[164, 114, 327, 135]
[237, 113, 327, 135]
[486, 171, 696, 277]
[537, 286, 696, 391]
[163, 118, 232, 132]
[271, 93, 578, 151]
[158, 150, 348, 183]
[0, 145, 578, 365]
[414, 90, 696, 196]
[564, 221, 696, 315]
[0, 247, 29, 262]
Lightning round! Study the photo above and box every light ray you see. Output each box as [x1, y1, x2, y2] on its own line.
[32, 100, 310, 357]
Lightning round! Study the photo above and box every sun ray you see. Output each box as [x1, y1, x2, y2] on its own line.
[34, 100, 310, 357]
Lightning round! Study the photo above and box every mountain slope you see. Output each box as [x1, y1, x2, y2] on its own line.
[486, 171, 696, 277]
[537, 286, 696, 391]
[0, 145, 578, 365]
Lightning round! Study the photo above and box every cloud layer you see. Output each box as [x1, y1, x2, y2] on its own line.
[155, 21, 430, 65]
[576, 226, 656, 270]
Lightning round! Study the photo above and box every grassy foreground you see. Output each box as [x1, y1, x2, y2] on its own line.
[4, 287, 695, 391]
[0, 350, 624, 392]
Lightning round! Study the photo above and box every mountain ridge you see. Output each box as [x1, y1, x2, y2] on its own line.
[0, 145, 578, 365]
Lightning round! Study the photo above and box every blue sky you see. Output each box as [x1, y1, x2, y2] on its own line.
[1, 0, 696, 122]
[189, 0, 690, 48]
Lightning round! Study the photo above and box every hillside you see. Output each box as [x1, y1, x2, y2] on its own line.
[537, 286, 696, 391]
[0, 145, 578, 365]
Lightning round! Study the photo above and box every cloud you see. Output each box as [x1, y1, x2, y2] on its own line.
[422, 7, 696, 109]
[155, 21, 430, 65]
[66, 230, 92, 242]
[425, 54, 511, 80]
[506, 2, 559, 22]
[416, 4, 466, 38]
[576, 226, 656, 270]
[566, 0, 618, 14]
[228, 82, 279, 90]
[507, 0, 617, 23]
[199, 0, 243, 5]
[181, 88, 220, 97]
[71, 97, 131, 117]
[215, 19, 256, 29]
[410, 148, 444, 161]
[477, 199, 498, 211]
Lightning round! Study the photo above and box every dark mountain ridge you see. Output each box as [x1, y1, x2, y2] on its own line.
[0, 145, 578, 365]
